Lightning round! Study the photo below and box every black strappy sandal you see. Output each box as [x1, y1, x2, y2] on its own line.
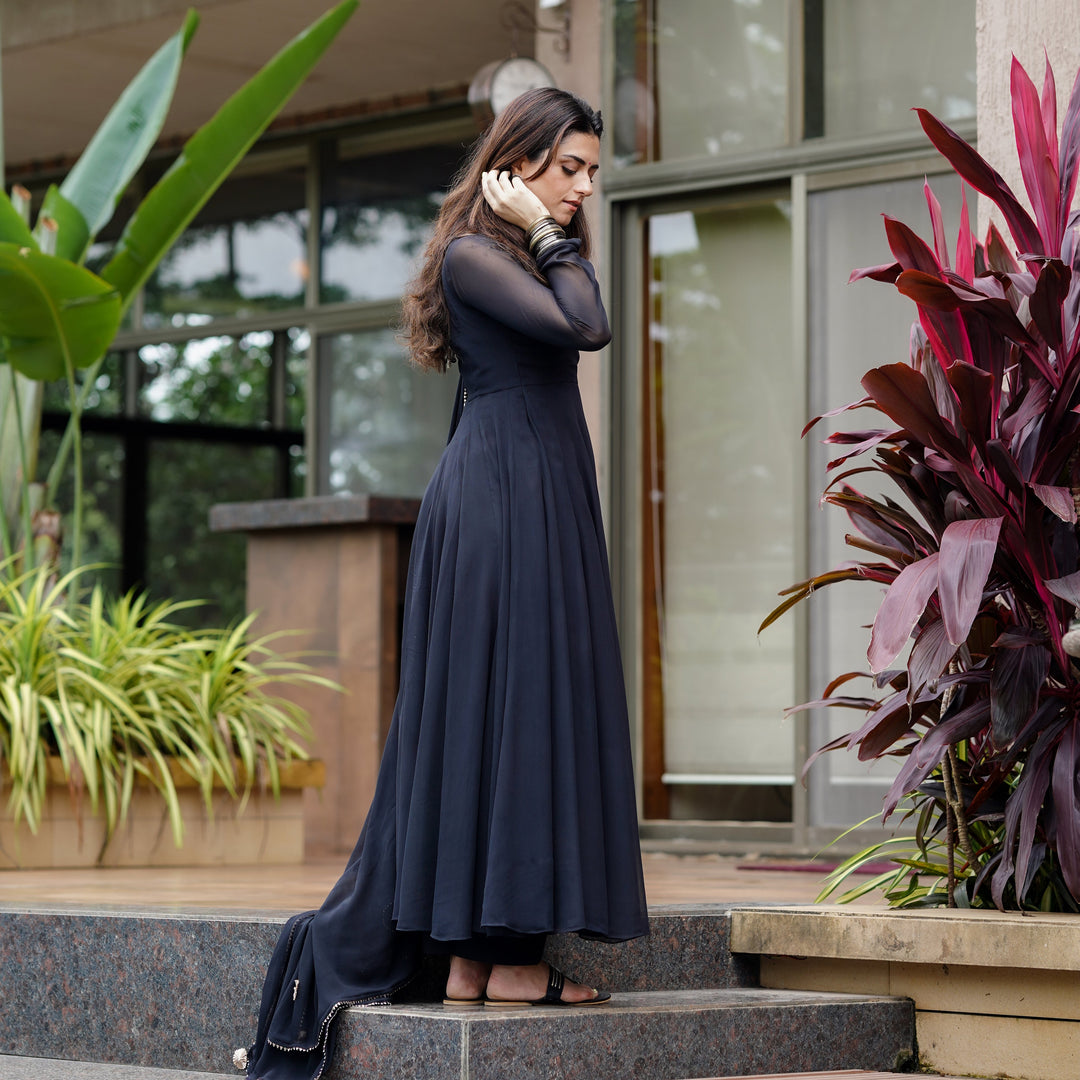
[484, 963, 611, 1007]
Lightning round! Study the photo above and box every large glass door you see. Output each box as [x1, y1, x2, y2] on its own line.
[638, 192, 800, 822]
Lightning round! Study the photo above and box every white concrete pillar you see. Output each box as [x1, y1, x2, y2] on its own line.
[976, 0, 1080, 237]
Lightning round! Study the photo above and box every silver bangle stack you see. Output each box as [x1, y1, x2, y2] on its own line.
[526, 215, 566, 259]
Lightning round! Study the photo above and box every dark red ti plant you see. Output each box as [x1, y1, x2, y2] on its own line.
[762, 56, 1080, 911]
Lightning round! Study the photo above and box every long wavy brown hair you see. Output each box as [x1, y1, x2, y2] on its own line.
[402, 87, 603, 372]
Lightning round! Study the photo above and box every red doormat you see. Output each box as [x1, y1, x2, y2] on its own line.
[735, 862, 898, 876]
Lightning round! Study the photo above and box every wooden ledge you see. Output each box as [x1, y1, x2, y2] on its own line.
[730, 904, 1080, 973]
[39, 756, 325, 792]
[209, 493, 420, 533]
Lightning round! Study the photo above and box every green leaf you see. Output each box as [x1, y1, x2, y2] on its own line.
[0, 191, 37, 249]
[58, 11, 200, 248]
[101, 0, 359, 309]
[36, 186, 90, 264]
[0, 244, 122, 380]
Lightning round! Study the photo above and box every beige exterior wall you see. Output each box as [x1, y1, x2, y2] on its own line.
[976, 0, 1080, 235]
[535, 0, 609, 505]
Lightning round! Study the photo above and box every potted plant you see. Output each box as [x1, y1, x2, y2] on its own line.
[0, 557, 335, 865]
[761, 55, 1080, 912]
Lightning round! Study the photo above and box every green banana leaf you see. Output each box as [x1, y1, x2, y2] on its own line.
[58, 10, 200, 253]
[37, 186, 89, 264]
[0, 191, 36, 249]
[0, 370, 42, 556]
[102, 0, 358, 309]
[0, 244, 122, 380]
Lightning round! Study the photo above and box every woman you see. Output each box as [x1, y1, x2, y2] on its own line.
[244, 88, 647, 1080]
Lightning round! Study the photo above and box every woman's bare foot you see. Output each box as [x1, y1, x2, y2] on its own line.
[485, 961, 602, 1004]
[445, 956, 491, 1002]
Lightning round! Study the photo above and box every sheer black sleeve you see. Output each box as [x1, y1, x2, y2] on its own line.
[443, 234, 611, 351]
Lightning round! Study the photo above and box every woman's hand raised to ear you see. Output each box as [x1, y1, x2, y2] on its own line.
[481, 170, 551, 231]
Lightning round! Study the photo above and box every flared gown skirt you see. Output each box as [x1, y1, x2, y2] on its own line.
[392, 378, 647, 941]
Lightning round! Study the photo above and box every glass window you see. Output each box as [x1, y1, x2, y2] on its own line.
[145, 440, 283, 626]
[37, 430, 124, 594]
[319, 329, 457, 497]
[138, 331, 302, 427]
[645, 196, 796, 818]
[42, 351, 124, 415]
[614, 0, 791, 167]
[821, 0, 976, 139]
[806, 172, 964, 826]
[142, 161, 309, 327]
[319, 140, 463, 305]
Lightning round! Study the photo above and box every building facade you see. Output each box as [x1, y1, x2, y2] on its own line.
[2, 0, 1070, 849]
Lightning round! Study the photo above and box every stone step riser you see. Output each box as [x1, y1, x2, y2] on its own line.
[0, 905, 756, 1073]
[331, 992, 916, 1080]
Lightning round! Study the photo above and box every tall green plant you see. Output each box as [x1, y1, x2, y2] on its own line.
[762, 56, 1080, 912]
[0, 0, 358, 572]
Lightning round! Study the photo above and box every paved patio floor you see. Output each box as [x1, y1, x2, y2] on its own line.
[0, 851, 881, 911]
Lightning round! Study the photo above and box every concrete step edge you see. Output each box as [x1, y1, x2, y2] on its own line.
[0, 1055, 232, 1080]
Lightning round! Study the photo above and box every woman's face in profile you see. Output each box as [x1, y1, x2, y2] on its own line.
[516, 131, 601, 227]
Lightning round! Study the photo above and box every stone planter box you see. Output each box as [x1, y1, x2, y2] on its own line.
[730, 905, 1080, 1080]
[0, 757, 325, 869]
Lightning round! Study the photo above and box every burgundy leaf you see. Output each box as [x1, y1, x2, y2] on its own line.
[897, 269, 959, 309]
[861, 363, 968, 462]
[897, 271, 1042, 374]
[907, 617, 960, 700]
[845, 533, 916, 568]
[918, 306, 975, 371]
[938, 517, 1003, 645]
[868, 552, 940, 673]
[916, 108, 1043, 257]
[759, 566, 886, 633]
[884, 215, 942, 274]
[826, 433, 899, 471]
[829, 485, 937, 551]
[1063, 271, 1080, 359]
[801, 394, 875, 438]
[956, 183, 975, 282]
[822, 670, 869, 698]
[824, 428, 895, 445]
[984, 439, 1026, 496]
[1044, 569, 1080, 608]
[884, 697, 991, 818]
[924, 178, 950, 269]
[946, 360, 993, 449]
[921, 354, 962, 430]
[1000, 380, 1053, 445]
[1042, 52, 1060, 168]
[1057, 65, 1080, 247]
[984, 222, 1022, 275]
[1051, 721, 1080, 898]
[993, 725, 1058, 907]
[1031, 483, 1078, 523]
[990, 641, 1049, 745]
[1011, 55, 1060, 247]
[1028, 259, 1071, 352]
[858, 697, 926, 761]
[849, 260, 901, 284]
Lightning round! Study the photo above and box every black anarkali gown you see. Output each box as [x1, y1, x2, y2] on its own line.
[245, 234, 648, 1080]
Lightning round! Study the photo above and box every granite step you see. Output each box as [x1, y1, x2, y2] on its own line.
[327, 988, 915, 1080]
[0, 905, 915, 1080]
[0, 904, 757, 1073]
[0, 1058, 230, 1079]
